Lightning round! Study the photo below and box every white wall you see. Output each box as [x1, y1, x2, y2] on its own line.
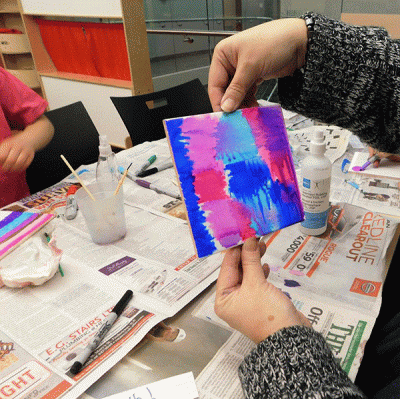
[20, 0, 122, 17]
[42, 77, 132, 148]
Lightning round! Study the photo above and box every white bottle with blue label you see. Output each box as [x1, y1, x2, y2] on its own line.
[299, 130, 332, 236]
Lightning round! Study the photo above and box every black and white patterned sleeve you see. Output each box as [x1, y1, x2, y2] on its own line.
[278, 12, 400, 155]
[238, 326, 366, 399]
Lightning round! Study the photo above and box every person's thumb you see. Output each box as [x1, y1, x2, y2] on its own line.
[220, 64, 259, 113]
[240, 237, 266, 284]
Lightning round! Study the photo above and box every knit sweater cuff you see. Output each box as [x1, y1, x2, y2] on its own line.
[277, 13, 400, 153]
[239, 326, 366, 399]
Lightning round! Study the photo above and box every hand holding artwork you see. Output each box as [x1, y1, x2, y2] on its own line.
[215, 237, 311, 344]
[208, 18, 308, 112]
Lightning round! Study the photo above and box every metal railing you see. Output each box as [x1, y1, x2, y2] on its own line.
[146, 29, 236, 37]
[145, 16, 272, 37]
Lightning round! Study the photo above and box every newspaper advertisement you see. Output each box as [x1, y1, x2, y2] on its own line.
[261, 202, 397, 316]
[4, 181, 77, 216]
[0, 140, 223, 399]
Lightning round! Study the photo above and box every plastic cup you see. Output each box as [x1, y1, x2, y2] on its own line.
[75, 182, 127, 245]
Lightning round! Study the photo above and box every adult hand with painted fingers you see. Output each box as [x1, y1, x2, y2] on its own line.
[368, 146, 400, 168]
[208, 18, 308, 113]
[215, 237, 311, 344]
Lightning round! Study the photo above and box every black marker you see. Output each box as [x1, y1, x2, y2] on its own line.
[137, 160, 173, 177]
[69, 290, 133, 375]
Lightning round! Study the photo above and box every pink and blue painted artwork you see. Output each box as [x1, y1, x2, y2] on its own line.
[164, 105, 304, 258]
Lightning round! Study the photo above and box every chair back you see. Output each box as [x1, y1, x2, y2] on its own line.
[111, 78, 213, 147]
[26, 101, 100, 194]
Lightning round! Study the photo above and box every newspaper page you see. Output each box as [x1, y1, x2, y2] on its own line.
[331, 173, 400, 219]
[0, 140, 223, 399]
[0, 216, 222, 399]
[287, 125, 352, 167]
[115, 140, 185, 217]
[0, 258, 164, 398]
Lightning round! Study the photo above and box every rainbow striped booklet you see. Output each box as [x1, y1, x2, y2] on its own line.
[164, 105, 304, 258]
[0, 211, 55, 260]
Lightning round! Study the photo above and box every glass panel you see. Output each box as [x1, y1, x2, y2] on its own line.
[280, 0, 341, 19]
[143, 0, 278, 95]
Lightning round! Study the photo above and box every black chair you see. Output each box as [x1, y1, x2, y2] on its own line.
[26, 101, 100, 194]
[111, 78, 213, 147]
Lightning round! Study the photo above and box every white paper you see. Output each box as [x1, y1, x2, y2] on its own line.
[104, 372, 199, 399]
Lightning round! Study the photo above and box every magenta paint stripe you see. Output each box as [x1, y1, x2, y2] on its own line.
[0, 214, 54, 257]
[0, 213, 39, 244]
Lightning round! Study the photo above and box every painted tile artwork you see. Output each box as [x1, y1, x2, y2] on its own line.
[164, 105, 304, 258]
[0, 211, 55, 260]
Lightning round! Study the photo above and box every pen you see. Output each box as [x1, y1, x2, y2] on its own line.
[118, 166, 181, 200]
[137, 160, 174, 177]
[136, 155, 157, 175]
[352, 154, 381, 172]
[69, 290, 133, 375]
[345, 179, 363, 192]
[135, 178, 182, 200]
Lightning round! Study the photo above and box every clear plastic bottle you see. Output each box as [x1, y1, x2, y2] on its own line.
[299, 130, 332, 236]
[96, 135, 120, 183]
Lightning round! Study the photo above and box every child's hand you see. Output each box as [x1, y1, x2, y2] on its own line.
[0, 132, 35, 172]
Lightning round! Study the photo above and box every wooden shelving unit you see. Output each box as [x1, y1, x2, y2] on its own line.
[0, 0, 43, 95]
[14, 0, 154, 148]
[20, 0, 153, 95]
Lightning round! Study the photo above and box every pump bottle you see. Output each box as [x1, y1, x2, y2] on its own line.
[96, 135, 120, 183]
[299, 130, 332, 236]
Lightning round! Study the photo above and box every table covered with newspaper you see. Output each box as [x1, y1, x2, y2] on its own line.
[0, 114, 399, 399]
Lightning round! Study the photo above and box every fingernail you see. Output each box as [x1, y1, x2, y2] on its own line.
[244, 237, 258, 251]
[221, 98, 236, 113]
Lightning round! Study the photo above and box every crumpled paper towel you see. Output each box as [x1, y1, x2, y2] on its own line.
[0, 227, 63, 288]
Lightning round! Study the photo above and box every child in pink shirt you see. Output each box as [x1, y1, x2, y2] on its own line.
[0, 67, 54, 207]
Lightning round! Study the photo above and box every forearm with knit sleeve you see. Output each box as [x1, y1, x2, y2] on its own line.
[239, 326, 367, 398]
[239, 13, 399, 398]
[279, 12, 400, 154]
